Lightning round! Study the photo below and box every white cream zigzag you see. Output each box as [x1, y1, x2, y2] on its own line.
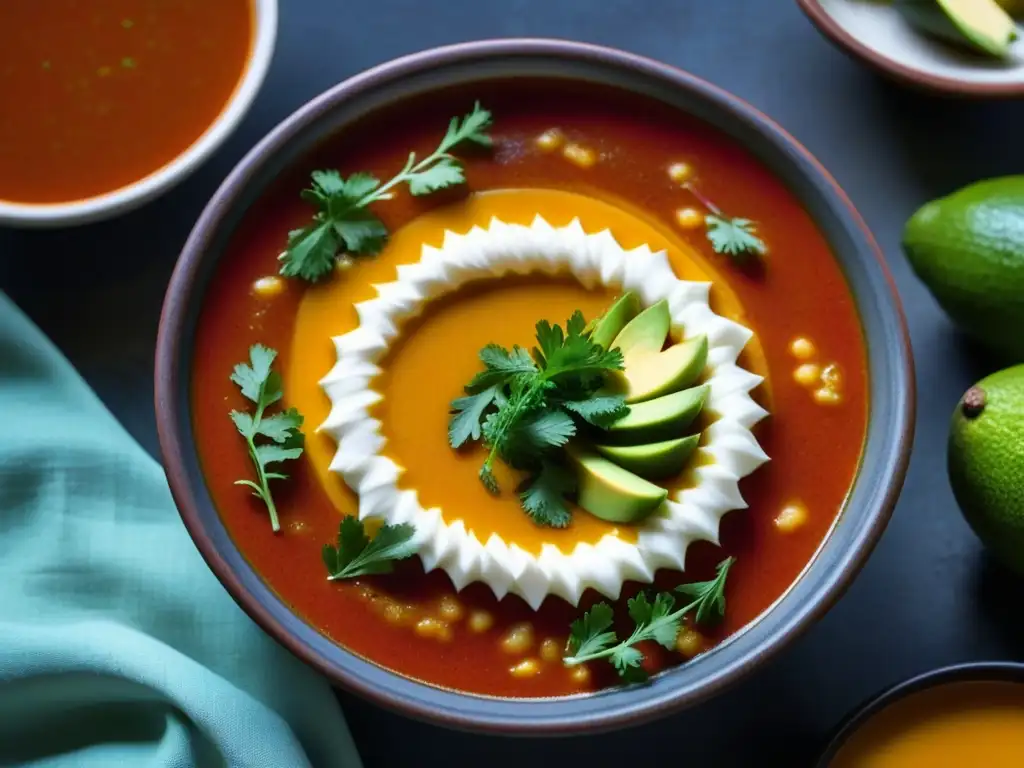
[319, 216, 769, 610]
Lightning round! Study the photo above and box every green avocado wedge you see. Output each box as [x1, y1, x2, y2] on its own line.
[567, 446, 668, 523]
[895, 0, 1019, 58]
[902, 176, 1024, 361]
[610, 300, 670, 365]
[595, 435, 699, 480]
[623, 335, 708, 404]
[607, 384, 709, 444]
[589, 292, 641, 350]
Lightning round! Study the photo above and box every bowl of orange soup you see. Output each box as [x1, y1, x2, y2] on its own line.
[820, 663, 1024, 767]
[0, 0, 276, 228]
[155, 40, 914, 732]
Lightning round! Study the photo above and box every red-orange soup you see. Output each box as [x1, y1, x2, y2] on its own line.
[0, 0, 253, 204]
[191, 81, 868, 697]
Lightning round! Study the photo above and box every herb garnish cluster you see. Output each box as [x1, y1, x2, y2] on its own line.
[564, 556, 735, 682]
[448, 310, 629, 528]
[280, 102, 493, 282]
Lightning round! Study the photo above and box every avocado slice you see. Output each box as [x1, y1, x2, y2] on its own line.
[590, 292, 641, 350]
[896, 0, 1019, 58]
[568, 446, 668, 523]
[623, 335, 708, 404]
[595, 435, 699, 480]
[610, 300, 670, 365]
[608, 384, 709, 444]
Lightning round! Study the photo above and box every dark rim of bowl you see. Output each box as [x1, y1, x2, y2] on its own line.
[795, 0, 1024, 98]
[155, 38, 915, 735]
[816, 661, 1024, 765]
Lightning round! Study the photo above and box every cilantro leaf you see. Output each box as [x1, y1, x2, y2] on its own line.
[468, 344, 537, 390]
[561, 395, 629, 427]
[334, 209, 388, 254]
[519, 461, 575, 528]
[562, 557, 736, 683]
[675, 555, 734, 625]
[441, 101, 493, 149]
[337, 171, 380, 200]
[508, 410, 576, 453]
[229, 345, 305, 532]
[565, 602, 617, 658]
[407, 160, 465, 196]
[610, 645, 647, 683]
[280, 222, 339, 281]
[308, 169, 348, 197]
[322, 517, 419, 580]
[230, 343, 278, 403]
[705, 215, 767, 261]
[448, 385, 500, 448]
[281, 103, 492, 282]
[255, 408, 304, 442]
[628, 591, 681, 650]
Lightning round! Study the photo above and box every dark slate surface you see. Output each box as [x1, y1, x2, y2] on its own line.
[4, 2, 1024, 765]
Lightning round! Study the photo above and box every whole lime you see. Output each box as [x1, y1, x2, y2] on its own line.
[903, 177, 1024, 361]
[948, 365, 1024, 572]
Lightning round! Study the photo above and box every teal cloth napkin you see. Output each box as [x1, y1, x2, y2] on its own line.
[0, 290, 362, 768]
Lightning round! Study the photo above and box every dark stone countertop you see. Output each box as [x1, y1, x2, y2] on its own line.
[4, 2, 1024, 765]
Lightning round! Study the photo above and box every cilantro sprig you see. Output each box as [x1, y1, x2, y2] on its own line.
[563, 557, 735, 682]
[229, 344, 305, 533]
[322, 517, 419, 580]
[681, 182, 767, 263]
[448, 310, 629, 527]
[280, 102, 493, 282]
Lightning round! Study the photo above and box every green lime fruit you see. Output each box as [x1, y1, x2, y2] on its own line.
[903, 176, 1024, 361]
[948, 365, 1024, 573]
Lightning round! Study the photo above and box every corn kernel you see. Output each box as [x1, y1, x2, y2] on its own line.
[789, 337, 816, 360]
[509, 659, 541, 678]
[535, 128, 564, 151]
[468, 611, 493, 633]
[539, 638, 561, 662]
[569, 665, 591, 685]
[381, 601, 405, 625]
[774, 502, 808, 533]
[563, 143, 596, 169]
[820, 363, 842, 389]
[438, 595, 463, 623]
[793, 363, 822, 387]
[675, 207, 704, 229]
[668, 162, 693, 183]
[414, 617, 452, 641]
[676, 627, 704, 658]
[500, 623, 535, 654]
[813, 387, 842, 406]
[335, 256, 355, 273]
[252, 275, 285, 298]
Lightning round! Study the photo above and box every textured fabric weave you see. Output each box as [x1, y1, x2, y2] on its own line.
[0, 291, 361, 768]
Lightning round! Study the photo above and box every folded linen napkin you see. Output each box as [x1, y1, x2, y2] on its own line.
[0, 290, 361, 768]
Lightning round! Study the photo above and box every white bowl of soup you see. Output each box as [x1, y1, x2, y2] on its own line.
[0, 0, 277, 228]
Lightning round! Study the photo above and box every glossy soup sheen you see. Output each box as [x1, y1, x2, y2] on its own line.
[0, 0, 252, 204]
[829, 681, 1024, 767]
[191, 81, 868, 697]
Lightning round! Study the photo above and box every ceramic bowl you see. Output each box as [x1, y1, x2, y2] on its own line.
[155, 39, 914, 734]
[816, 662, 1024, 764]
[797, 0, 1024, 97]
[0, 0, 278, 229]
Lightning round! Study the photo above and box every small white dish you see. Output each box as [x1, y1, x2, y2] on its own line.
[0, 0, 278, 229]
[798, 0, 1024, 96]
